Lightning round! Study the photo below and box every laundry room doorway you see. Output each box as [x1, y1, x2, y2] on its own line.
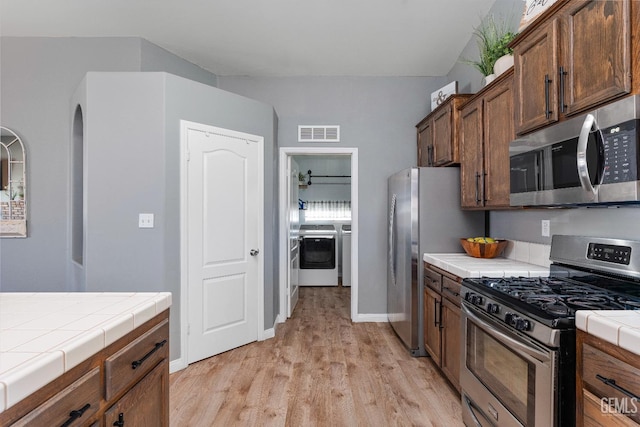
[278, 147, 358, 322]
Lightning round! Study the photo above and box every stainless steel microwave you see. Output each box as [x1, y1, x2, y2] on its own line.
[510, 95, 640, 207]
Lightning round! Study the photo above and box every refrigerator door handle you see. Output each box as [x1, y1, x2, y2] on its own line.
[389, 194, 397, 287]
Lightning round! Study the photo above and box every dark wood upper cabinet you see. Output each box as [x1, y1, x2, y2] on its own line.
[459, 71, 515, 210]
[561, 0, 631, 115]
[416, 94, 472, 167]
[514, 19, 560, 134]
[513, 0, 634, 135]
[417, 119, 433, 167]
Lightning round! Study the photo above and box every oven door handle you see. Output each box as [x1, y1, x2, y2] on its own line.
[462, 304, 551, 363]
[463, 395, 494, 427]
[577, 113, 597, 197]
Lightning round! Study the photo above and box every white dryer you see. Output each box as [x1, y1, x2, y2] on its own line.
[298, 224, 338, 286]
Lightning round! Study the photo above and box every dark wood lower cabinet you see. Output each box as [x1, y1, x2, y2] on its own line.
[423, 264, 462, 392]
[440, 297, 461, 393]
[424, 285, 442, 367]
[577, 330, 640, 426]
[104, 360, 169, 427]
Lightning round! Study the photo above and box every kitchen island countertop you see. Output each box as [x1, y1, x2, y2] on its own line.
[0, 292, 171, 413]
[423, 252, 550, 278]
[576, 310, 640, 356]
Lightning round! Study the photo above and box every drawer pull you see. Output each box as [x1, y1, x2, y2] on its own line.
[131, 339, 167, 370]
[60, 403, 91, 427]
[443, 286, 459, 297]
[596, 374, 640, 400]
[113, 413, 125, 427]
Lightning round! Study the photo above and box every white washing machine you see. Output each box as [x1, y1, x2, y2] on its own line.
[341, 224, 351, 286]
[298, 224, 338, 286]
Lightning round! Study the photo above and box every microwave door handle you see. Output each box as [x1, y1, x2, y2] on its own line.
[577, 113, 597, 196]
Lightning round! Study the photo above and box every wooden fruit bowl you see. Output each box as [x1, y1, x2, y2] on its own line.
[460, 238, 509, 259]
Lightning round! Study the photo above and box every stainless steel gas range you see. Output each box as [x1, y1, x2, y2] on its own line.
[460, 235, 640, 427]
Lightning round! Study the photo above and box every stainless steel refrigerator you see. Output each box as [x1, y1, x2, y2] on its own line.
[387, 167, 484, 356]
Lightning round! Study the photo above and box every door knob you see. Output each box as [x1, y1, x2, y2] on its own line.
[250, 249, 260, 256]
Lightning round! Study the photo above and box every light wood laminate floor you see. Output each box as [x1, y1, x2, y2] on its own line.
[170, 286, 464, 426]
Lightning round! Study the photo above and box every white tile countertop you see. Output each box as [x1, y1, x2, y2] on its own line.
[576, 311, 640, 356]
[0, 292, 171, 414]
[423, 253, 551, 278]
[424, 240, 552, 278]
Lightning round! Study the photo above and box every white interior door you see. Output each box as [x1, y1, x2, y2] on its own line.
[185, 122, 263, 364]
[288, 157, 300, 317]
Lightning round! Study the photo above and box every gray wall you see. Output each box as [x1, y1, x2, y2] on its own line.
[448, 0, 524, 93]
[295, 155, 351, 202]
[219, 76, 449, 313]
[0, 37, 218, 293]
[72, 72, 277, 361]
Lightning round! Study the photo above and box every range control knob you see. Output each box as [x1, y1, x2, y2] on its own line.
[486, 303, 500, 314]
[515, 318, 531, 331]
[471, 295, 484, 306]
[505, 312, 516, 326]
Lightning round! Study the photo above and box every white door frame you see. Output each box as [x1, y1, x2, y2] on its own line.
[174, 120, 265, 373]
[278, 147, 359, 323]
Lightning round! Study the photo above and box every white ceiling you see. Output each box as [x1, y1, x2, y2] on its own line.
[0, 0, 496, 77]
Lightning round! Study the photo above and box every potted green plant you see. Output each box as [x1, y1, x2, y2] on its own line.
[465, 14, 517, 85]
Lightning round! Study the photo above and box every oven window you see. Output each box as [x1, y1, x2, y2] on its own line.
[467, 322, 536, 426]
[300, 237, 336, 269]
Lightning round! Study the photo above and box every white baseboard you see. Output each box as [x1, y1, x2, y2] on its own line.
[352, 313, 388, 323]
[170, 357, 187, 374]
[259, 316, 281, 341]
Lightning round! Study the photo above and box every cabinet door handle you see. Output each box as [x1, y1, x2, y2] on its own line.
[559, 66, 567, 113]
[131, 339, 167, 370]
[434, 299, 439, 327]
[113, 413, 125, 427]
[60, 403, 91, 427]
[475, 172, 481, 204]
[482, 172, 487, 203]
[596, 374, 640, 400]
[427, 145, 434, 166]
[544, 74, 553, 119]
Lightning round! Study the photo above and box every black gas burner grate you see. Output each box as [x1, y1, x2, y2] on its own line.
[465, 275, 640, 319]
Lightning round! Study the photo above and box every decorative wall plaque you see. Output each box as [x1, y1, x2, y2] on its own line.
[430, 81, 458, 110]
[519, 0, 559, 31]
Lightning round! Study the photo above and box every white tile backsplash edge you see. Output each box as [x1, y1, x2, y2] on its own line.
[501, 240, 551, 268]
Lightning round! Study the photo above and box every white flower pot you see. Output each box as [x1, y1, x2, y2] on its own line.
[483, 73, 497, 87]
[493, 54, 514, 76]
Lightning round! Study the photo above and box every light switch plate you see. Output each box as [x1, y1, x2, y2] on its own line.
[139, 213, 154, 228]
[541, 220, 550, 237]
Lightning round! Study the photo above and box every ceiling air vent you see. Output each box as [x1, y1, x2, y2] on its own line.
[298, 125, 340, 142]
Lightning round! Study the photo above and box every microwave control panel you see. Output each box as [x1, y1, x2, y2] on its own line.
[588, 243, 632, 265]
[601, 120, 638, 184]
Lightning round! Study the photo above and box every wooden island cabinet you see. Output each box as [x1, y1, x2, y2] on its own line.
[512, 0, 637, 135]
[0, 310, 170, 427]
[423, 263, 463, 392]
